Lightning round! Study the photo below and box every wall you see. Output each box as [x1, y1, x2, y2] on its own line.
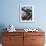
[0, 0, 46, 29]
[0, 0, 46, 43]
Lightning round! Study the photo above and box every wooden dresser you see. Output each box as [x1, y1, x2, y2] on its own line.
[2, 31, 45, 46]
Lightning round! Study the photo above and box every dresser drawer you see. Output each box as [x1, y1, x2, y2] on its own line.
[3, 35, 23, 44]
[32, 44, 44, 46]
[3, 43, 23, 46]
[3, 32, 23, 36]
[3, 44, 15, 46]
[24, 32, 44, 36]
[32, 36, 45, 44]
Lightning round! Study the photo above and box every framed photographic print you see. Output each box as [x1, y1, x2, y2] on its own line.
[20, 4, 34, 22]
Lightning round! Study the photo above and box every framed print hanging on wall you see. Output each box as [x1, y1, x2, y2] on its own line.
[20, 4, 34, 22]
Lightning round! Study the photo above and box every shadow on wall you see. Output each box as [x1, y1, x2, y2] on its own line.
[0, 24, 7, 43]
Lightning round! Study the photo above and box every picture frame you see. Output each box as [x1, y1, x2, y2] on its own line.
[20, 4, 34, 22]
